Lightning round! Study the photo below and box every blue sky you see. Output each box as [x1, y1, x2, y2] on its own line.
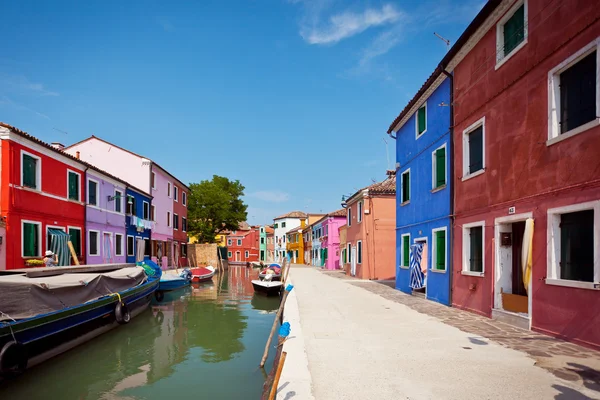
[0, 0, 482, 225]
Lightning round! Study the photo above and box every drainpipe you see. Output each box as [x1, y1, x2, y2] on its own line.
[441, 68, 454, 305]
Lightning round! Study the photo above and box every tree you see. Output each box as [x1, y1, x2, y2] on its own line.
[187, 175, 248, 243]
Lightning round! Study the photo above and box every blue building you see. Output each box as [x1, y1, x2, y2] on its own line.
[388, 73, 452, 306]
[125, 187, 153, 264]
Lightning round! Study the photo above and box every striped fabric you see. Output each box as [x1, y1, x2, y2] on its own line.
[136, 238, 145, 263]
[103, 234, 114, 264]
[409, 243, 426, 290]
[48, 228, 70, 266]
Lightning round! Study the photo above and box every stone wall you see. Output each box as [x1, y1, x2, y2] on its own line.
[188, 243, 219, 267]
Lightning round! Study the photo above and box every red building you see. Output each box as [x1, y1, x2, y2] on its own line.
[449, 0, 600, 349]
[0, 123, 86, 269]
[226, 226, 259, 264]
[172, 179, 189, 267]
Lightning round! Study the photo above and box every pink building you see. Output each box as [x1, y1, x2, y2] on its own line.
[318, 209, 347, 270]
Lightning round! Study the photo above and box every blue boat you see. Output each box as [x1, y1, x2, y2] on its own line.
[0, 263, 161, 377]
[156, 268, 192, 298]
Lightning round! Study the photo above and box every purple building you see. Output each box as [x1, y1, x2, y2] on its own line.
[319, 209, 347, 270]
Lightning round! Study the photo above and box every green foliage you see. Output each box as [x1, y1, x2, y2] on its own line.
[188, 175, 248, 243]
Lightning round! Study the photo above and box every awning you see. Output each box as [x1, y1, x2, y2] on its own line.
[48, 228, 70, 266]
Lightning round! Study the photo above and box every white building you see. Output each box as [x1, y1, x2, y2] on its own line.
[273, 211, 307, 263]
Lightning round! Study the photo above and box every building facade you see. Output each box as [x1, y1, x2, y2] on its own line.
[303, 225, 312, 265]
[172, 178, 189, 267]
[342, 172, 396, 280]
[339, 224, 347, 271]
[226, 227, 259, 263]
[266, 227, 274, 262]
[125, 187, 153, 264]
[311, 220, 323, 267]
[273, 211, 307, 263]
[286, 225, 304, 264]
[318, 209, 347, 270]
[259, 226, 267, 262]
[388, 76, 452, 306]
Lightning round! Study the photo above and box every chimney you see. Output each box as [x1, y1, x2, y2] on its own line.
[51, 142, 65, 150]
[75, 151, 80, 159]
[386, 169, 396, 176]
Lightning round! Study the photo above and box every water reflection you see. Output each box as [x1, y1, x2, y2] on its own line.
[0, 266, 281, 400]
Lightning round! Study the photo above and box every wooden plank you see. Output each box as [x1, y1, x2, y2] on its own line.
[67, 241, 80, 266]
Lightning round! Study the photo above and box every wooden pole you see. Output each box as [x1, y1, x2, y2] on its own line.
[268, 352, 287, 400]
[260, 287, 291, 367]
[67, 241, 80, 266]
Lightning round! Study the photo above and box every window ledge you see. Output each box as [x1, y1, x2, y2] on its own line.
[462, 169, 485, 182]
[400, 200, 410, 207]
[461, 270, 484, 277]
[545, 278, 600, 290]
[430, 268, 447, 274]
[547, 118, 600, 147]
[495, 39, 528, 71]
[399, 265, 409, 270]
[431, 185, 447, 194]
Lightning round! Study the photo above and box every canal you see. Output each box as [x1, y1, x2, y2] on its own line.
[0, 266, 280, 400]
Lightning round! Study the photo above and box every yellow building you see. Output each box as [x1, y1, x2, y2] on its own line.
[286, 222, 305, 264]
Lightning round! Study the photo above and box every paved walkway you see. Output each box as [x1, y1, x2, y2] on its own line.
[283, 266, 600, 400]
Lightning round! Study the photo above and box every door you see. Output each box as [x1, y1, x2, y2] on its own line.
[351, 247, 357, 276]
[235, 251, 240, 262]
[103, 232, 113, 264]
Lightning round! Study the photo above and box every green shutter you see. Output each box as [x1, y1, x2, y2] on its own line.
[22, 154, 37, 188]
[402, 172, 410, 202]
[69, 229, 81, 257]
[342, 249, 346, 264]
[357, 242, 362, 264]
[23, 223, 38, 257]
[469, 227, 483, 272]
[68, 172, 79, 200]
[402, 236, 410, 266]
[503, 4, 525, 56]
[417, 106, 426, 135]
[435, 231, 446, 270]
[435, 148, 446, 187]
[468, 127, 483, 174]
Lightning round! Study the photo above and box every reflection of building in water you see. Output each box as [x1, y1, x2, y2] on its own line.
[228, 266, 254, 300]
[191, 282, 218, 301]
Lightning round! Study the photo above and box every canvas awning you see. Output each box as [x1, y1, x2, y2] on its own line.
[48, 228, 70, 266]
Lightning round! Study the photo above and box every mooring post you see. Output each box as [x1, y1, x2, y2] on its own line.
[259, 285, 293, 367]
[268, 351, 287, 400]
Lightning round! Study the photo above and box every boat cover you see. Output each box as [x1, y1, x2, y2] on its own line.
[0, 267, 147, 321]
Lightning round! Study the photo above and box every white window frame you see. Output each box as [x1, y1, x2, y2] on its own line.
[347, 243, 351, 264]
[245, 250, 249, 258]
[182, 192, 187, 206]
[400, 168, 411, 204]
[237, 239, 242, 246]
[173, 213, 178, 230]
[347, 206, 352, 227]
[143, 201, 150, 220]
[88, 229, 100, 257]
[431, 143, 447, 191]
[357, 201, 363, 223]
[357, 240, 362, 264]
[112, 189, 123, 213]
[415, 101, 427, 139]
[495, 0, 528, 70]
[400, 233, 410, 269]
[127, 235, 135, 257]
[546, 200, 600, 290]
[67, 226, 82, 257]
[151, 172, 156, 190]
[182, 217, 187, 232]
[431, 227, 448, 273]
[462, 116, 486, 181]
[45, 225, 66, 251]
[20, 150, 42, 191]
[167, 211, 171, 227]
[462, 221, 485, 277]
[115, 233, 124, 256]
[174, 186, 178, 202]
[547, 37, 600, 146]
[66, 169, 81, 201]
[227, 239, 232, 246]
[22, 220, 42, 258]
[87, 178, 99, 206]
[228, 251, 232, 258]
[167, 182, 172, 198]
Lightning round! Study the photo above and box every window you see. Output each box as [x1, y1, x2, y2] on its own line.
[151, 172, 156, 189]
[87, 179, 98, 206]
[432, 145, 446, 189]
[143, 201, 150, 219]
[282, 222, 286, 228]
[227, 239, 232, 246]
[260, 227, 264, 233]
[68, 171, 80, 201]
[181, 243, 187, 257]
[173, 213, 179, 230]
[174, 186, 178, 202]
[21, 151, 40, 190]
[68, 227, 82, 258]
[462, 117, 485, 179]
[261, 237, 265, 244]
[357, 240, 362, 264]
[126, 195, 135, 215]
[274, 223, 278, 228]
[45, 226, 65, 251]
[348, 207, 352, 227]
[144, 238, 151, 257]
[22, 221, 41, 257]
[342, 249, 346, 264]
[347, 243, 351, 263]
[151, 205, 156, 221]
[462, 222, 485, 276]
[237, 239, 242, 246]
[127, 235, 135, 256]
[432, 228, 447, 271]
[167, 182, 171, 197]
[88, 230, 99, 256]
[295, 250, 299, 259]
[182, 192, 187, 206]
[401, 234, 410, 268]
[401, 169, 410, 203]
[548, 40, 599, 144]
[245, 251, 249, 258]
[547, 201, 599, 288]
[228, 251, 232, 258]
[167, 212, 171, 227]
[358, 201, 363, 223]
[115, 234, 123, 256]
[416, 103, 427, 137]
[496, 0, 527, 66]
[182, 217, 187, 232]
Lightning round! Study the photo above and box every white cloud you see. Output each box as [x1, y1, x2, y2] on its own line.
[301, 4, 402, 45]
[248, 190, 291, 203]
[0, 74, 59, 97]
[0, 96, 51, 120]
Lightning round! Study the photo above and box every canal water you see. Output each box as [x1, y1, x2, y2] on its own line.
[0, 266, 280, 400]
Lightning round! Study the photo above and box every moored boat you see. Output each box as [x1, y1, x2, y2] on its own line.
[0, 263, 161, 377]
[157, 268, 192, 298]
[258, 264, 282, 281]
[190, 266, 216, 283]
[251, 280, 284, 296]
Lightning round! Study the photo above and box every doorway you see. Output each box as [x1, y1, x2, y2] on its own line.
[235, 251, 240, 262]
[410, 238, 427, 294]
[351, 246, 357, 276]
[494, 213, 532, 326]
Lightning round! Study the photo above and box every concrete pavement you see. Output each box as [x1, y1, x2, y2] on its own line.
[277, 266, 599, 400]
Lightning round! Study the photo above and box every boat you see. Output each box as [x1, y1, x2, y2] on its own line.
[189, 266, 216, 283]
[157, 268, 192, 297]
[252, 280, 284, 296]
[0, 262, 161, 377]
[258, 264, 282, 281]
